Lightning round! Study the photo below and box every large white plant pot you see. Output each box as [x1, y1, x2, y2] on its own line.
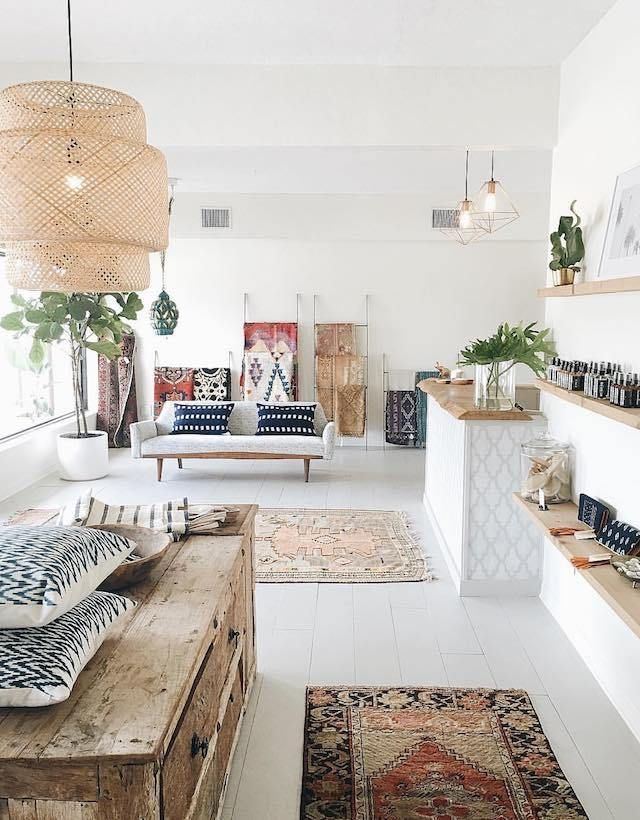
[57, 431, 109, 481]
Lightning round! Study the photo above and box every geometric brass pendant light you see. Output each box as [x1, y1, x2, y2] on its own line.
[0, 0, 168, 292]
[472, 150, 519, 234]
[438, 150, 487, 245]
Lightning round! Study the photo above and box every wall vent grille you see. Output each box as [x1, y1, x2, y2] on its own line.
[432, 208, 459, 229]
[201, 207, 232, 229]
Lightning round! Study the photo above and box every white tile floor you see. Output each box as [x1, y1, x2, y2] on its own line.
[3, 447, 640, 819]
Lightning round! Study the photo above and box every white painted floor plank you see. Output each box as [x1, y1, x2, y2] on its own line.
[442, 652, 496, 688]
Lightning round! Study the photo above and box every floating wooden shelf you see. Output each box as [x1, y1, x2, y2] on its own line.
[513, 493, 640, 639]
[538, 275, 640, 298]
[536, 378, 640, 430]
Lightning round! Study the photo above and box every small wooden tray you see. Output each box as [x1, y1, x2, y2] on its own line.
[93, 525, 173, 591]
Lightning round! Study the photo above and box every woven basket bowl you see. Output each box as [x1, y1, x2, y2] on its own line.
[92, 524, 172, 592]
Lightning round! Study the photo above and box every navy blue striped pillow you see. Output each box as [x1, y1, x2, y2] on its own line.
[256, 403, 316, 436]
[171, 403, 234, 435]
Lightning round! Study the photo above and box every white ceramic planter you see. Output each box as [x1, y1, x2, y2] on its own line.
[57, 430, 109, 481]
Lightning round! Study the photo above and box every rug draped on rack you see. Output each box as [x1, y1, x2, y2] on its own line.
[385, 389, 417, 445]
[314, 323, 366, 437]
[97, 332, 139, 447]
[153, 366, 231, 417]
[241, 322, 298, 402]
[415, 369, 440, 446]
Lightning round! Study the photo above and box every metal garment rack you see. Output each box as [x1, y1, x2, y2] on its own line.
[242, 292, 301, 398]
[312, 294, 369, 450]
[381, 353, 419, 450]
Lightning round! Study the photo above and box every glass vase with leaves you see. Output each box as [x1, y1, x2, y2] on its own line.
[0, 291, 143, 438]
[458, 322, 555, 410]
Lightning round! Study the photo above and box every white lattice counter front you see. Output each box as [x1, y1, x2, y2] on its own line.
[419, 381, 546, 596]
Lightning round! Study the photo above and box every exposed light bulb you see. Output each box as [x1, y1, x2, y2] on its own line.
[484, 180, 497, 212]
[65, 174, 84, 190]
[459, 210, 472, 229]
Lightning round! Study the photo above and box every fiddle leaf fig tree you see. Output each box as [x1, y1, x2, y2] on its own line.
[0, 291, 143, 439]
[549, 200, 585, 272]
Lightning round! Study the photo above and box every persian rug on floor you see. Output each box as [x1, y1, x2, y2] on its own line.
[255, 509, 430, 582]
[301, 686, 588, 820]
[385, 389, 417, 446]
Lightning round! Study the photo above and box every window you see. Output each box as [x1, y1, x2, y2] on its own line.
[0, 256, 77, 439]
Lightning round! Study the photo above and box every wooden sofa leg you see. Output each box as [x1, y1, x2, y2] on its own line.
[304, 459, 310, 483]
[177, 458, 183, 469]
[156, 459, 164, 482]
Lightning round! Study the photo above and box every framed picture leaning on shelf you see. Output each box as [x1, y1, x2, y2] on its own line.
[599, 162, 640, 280]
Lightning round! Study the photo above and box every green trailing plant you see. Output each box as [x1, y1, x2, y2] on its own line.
[549, 200, 584, 272]
[458, 322, 556, 404]
[0, 291, 143, 439]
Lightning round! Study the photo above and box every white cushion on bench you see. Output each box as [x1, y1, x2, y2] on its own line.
[141, 433, 325, 458]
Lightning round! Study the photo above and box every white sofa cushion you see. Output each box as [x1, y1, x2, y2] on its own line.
[141, 433, 325, 458]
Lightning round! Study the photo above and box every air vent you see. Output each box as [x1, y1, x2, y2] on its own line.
[432, 208, 459, 229]
[201, 207, 231, 229]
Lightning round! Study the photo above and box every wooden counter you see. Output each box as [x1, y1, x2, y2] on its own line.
[417, 380, 533, 421]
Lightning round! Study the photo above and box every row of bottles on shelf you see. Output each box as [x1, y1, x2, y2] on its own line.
[546, 358, 640, 409]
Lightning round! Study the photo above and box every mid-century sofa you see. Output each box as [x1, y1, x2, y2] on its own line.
[130, 400, 336, 481]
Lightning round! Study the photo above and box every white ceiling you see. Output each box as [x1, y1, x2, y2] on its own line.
[3, 0, 616, 67]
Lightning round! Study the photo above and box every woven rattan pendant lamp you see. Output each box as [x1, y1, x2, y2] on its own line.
[0, 0, 168, 292]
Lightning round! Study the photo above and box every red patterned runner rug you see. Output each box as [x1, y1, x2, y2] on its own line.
[301, 686, 587, 819]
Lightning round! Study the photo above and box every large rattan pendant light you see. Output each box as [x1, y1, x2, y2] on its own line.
[0, 0, 168, 292]
[150, 181, 179, 336]
[439, 151, 486, 245]
[472, 151, 519, 233]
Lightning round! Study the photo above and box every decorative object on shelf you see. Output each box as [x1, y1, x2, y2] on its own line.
[549, 200, 584, 287]
[546, 358, 640, 409]
[96, 331, 138, 448]
[597, 520, 640, 557]
[578, 493, 611, 533]
[153, 366, 194, 417]
[150, 180, 179, 335]
[459, 321, 555, 410]
[438, 150, 486, 245]
[302, 687, 588, 820]
[599, 162, 640, 281]
[434, 361, 451, 381]
[0, 1, 168, 292]
[521, 432, 571, 504]
[473, 150, 519, 233]
[612, 556, 640, 587]
[241, 322, 298, 402]
[255, 508, 431, 583]
[0, 290, 143, 479]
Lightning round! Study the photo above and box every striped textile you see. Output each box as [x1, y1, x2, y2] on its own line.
[58, 492, 189, 540]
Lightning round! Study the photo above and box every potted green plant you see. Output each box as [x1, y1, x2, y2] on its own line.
[0, 291, 143, 480]
[549, 200, 584, 286]
[458, 322, 555, 410]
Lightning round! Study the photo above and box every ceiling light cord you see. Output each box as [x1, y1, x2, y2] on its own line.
[464, 149, 469, 200]
[67, 0, 73, 82]
[491, 150, 495, 182]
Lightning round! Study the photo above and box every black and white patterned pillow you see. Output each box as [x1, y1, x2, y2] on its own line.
[171, 402, 234, 435]
[0, 591, 135, 707]
[256, 403, 317, 436]
[0, 526, 135, 628]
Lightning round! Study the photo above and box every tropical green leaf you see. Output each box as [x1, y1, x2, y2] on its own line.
[24, 308, 48, 324]
[0, 311, 24, 332]
[85, 340, 122, 360]
[29, 338, 45, 367]
[69, 300, 89, 320]
[10, 293, 28, 308]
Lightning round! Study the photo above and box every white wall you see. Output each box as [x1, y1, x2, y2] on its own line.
[540, 0, 640, 741]
[134, 189, 546, 444]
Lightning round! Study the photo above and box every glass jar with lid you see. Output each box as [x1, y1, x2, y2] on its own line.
[520, 431, 571, 504]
